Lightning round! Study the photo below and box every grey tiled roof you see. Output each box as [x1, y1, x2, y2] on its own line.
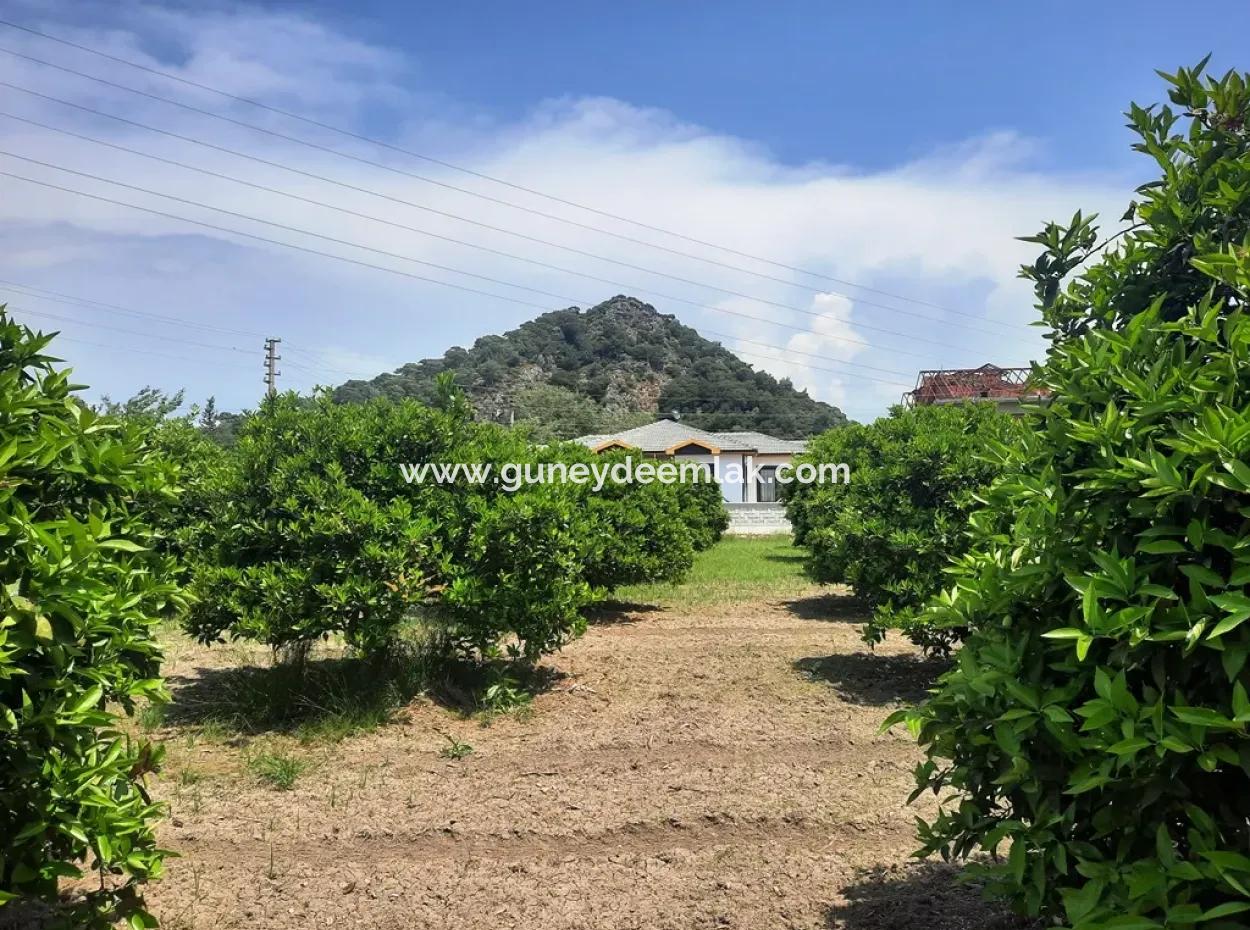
[714, 431, 808, 454]
[574, 420, 805, 454]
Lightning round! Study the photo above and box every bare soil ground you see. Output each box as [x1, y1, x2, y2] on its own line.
[132, 581, 1018, 929]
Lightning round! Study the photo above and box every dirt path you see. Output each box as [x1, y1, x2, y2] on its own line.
[143, 591, 1013, 930]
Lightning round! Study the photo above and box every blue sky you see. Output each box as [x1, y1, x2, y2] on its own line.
[245, 0, 1246, 172]
[0, 1, 1244, 422]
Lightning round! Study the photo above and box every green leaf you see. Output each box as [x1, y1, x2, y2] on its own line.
[1181, 563, 1224, 588]
[1200, 901, 1250, 919]
[1200, 850, 1250, 872]
[1139, 540, 1188, 555]
[70, 685, 103, 716]
[1043, 627, 1086, 640]
[1209, 594, 1250, 639]
[1173, 706, 1239, 729]
[98, 538, 148, 553]
[33, 614, 53, 642]
[1076, 634, 1093, 661]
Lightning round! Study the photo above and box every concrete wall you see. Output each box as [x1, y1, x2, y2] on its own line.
[725, 502, 792, 535]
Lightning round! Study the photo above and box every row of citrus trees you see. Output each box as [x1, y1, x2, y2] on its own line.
[0, 335, 726, 924]
[788, 62, 1250, 927]
[165, 382, 726, 663]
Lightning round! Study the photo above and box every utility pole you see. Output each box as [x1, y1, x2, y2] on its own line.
[263, 337, 281, 397]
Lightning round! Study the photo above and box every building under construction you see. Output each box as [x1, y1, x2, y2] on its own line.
[904, 363, 1044, 415]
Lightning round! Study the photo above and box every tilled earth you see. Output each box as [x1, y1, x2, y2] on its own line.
[136, 591, 1015, 929]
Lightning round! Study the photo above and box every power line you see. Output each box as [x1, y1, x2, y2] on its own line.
[0, 149, 609, 308]
[0, 165, 946, 382]
[0, 43, 1025, 335]
[0, 16, 1016, 326]
[0, 278, 267, 338]
[0, 111, 1018, 343]
[0, 170, 564, 312]
[698, 328, 912, 378]
[6, 301, 374, 385]
[0, 277, 913, 386]
[9, 289, 878, 404]
[0, 149, 964, 360]
[52, 333, 255, 371]
[0, 279, 378, 377]
[10, 305, 254, 354]
[726, 347, 910, 388]
[0, 88, 1021, 344]
[14, 299, 896, 403]
[282, 345, 376, 378]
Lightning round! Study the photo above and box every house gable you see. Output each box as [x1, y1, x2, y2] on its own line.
[591, 438, 638, 453]
[664, 438, 722, 456]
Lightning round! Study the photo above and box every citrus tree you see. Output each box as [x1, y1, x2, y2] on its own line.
[183, 393, 436, 656]
[786, 403, 1017, 654]
[892, 61, 1250, 926]
[0, 308, 182, 924]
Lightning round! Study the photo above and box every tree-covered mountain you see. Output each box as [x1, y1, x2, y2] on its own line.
[333, 296, 847, 439]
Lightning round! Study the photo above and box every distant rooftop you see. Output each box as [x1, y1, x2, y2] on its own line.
[905, 364, 1045, 407]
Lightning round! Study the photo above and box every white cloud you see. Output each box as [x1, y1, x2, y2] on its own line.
[0, 1, 1134, 422]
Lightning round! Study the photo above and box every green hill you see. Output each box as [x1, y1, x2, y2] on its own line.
[333, 296, 847, 439]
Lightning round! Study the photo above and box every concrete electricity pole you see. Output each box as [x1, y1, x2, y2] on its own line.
[263, 337, 281, 397]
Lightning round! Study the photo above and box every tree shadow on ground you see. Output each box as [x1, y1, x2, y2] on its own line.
[584, 600, 665, 626]
[162, 647, 561, 738]
[0, 889, 162, 930]
[782, 591, 868, 623]
[763, 550, 806, 564]
[795, 652, 948, 706]
[826, 862, 1032, 930]
[0, 896, 61, 930]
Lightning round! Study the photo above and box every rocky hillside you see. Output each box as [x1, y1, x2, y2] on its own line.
[333, 296, 847, 439]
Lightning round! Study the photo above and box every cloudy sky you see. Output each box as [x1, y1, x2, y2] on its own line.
[0, 0, 1243, 421]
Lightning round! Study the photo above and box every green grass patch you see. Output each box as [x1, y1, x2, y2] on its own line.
[613, 534, 817, 609]
[247, 749, 307, 790]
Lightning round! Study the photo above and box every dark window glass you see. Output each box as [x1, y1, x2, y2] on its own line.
[757, 465, 778, 503]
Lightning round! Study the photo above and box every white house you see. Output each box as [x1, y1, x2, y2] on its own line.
[573, 419, 807, 505]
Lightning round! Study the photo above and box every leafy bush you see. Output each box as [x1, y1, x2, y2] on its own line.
[182, 391, 588, 664]
[437, 485, 592, 660]
[893, 62, 1250, 926]
[184, 393, 434, 655]
[551, 442, 727, 593]
[578, 463, 694, 591]
[96, 390, 238, 577]
[144, 416, 231, 562]
[0, 309, 182, 920]
[551, 444, 726, 592]
[786, 403, 1016, 654]
[184, 384, 725, 666]
[673, 469, 729, 552]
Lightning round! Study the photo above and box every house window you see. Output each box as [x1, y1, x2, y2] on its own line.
[756, 465, 778, 503]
